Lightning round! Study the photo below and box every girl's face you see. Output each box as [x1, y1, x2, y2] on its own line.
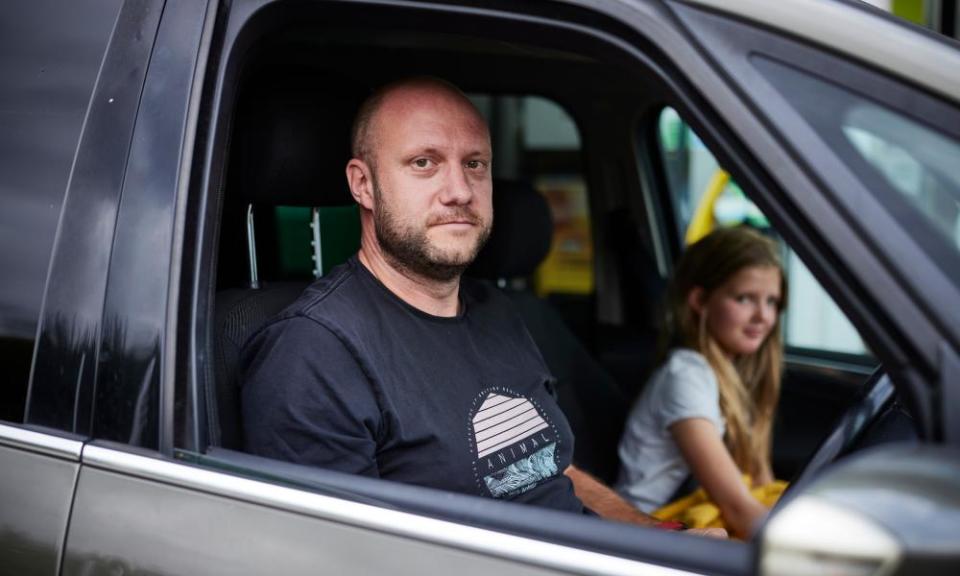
[691, 265, 782, 357]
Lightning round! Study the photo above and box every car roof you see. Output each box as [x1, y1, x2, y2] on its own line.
[677, 0, 960, 104]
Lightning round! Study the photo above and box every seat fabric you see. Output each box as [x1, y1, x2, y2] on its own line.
[211, 71, 366, 448]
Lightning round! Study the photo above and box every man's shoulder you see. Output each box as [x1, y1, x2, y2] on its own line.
[284, 258, 367, 319]
[249, 258, 366, 342]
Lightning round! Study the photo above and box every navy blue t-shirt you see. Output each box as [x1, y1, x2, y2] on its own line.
[241, 256, 583, 513]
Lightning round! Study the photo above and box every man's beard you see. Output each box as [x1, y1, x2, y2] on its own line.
[372, 180, 491, 282]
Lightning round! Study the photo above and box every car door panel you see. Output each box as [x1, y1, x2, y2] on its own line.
[0, 425, 83, 576]
[63, 445, 695, 576]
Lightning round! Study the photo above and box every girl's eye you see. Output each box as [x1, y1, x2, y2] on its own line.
[735, 295, 750, 304]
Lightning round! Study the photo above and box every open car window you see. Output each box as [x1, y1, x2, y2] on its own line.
[186, 3, 758, 572]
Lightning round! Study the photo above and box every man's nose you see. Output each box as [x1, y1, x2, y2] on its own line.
[439, 164, 473, 205]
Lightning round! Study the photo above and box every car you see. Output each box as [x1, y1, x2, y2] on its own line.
[2, 0, 960, 574]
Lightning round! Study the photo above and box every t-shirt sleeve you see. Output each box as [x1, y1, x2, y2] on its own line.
[240, 315, 382, 477]
[657, 355, 723, 430]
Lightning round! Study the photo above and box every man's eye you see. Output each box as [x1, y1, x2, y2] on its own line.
[412, 158, 433, 168]
[465, 160, 488, 170]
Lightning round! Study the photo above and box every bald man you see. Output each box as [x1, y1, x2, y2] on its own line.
[241, 78, 718, 534]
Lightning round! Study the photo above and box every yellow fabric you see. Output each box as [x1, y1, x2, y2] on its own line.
[653, 475, 788, 532]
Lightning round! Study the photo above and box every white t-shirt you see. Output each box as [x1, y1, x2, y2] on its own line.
[615, 348, 725, 512]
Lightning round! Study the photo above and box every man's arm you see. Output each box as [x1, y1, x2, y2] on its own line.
[564, 465, 658, 525]
[241, 316, 381, 475]
[564, 465, 727, 538]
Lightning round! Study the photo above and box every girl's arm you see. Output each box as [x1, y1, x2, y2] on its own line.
[754, 459, 774, 488]
[670, 418, 768, 539]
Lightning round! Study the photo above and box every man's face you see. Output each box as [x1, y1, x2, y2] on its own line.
[367, 87, 493, 281]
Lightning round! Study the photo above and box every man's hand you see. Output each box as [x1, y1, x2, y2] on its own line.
[564, 466, 728, 538]
[564, 465, 657, 525]
[686, 527, 728, 538]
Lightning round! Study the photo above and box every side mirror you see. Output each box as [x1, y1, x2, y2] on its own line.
[759, 444, 960, 576]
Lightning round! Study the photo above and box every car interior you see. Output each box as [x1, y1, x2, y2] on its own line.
[191, 0, 919, 562]
[207, 2, 679, 488]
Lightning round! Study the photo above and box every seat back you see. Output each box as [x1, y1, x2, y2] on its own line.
[468, 181, 627, 483]
[211, 72, 366, 448]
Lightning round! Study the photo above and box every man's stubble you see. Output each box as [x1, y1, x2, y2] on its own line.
[371, 177, 492, 282]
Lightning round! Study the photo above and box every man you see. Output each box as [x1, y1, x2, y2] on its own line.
[241, 77, 719, 533]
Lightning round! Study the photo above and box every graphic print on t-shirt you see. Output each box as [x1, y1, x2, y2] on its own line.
[470, 387, 561, 498]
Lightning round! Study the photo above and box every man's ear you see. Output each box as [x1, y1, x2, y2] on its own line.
[346, 158, 375, 211]
[687, 287, 706, 316]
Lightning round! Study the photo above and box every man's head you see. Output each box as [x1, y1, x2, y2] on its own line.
[346, 77, 493, 282]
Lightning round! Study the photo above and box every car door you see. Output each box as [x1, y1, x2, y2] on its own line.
[40, 1, 960, 576]
[0, 1, 124, 575]
[35, 0, 687, 574]
[54, 1, 744, 574]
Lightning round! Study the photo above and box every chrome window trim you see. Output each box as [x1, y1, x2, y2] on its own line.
[83, 444, 704, 576]
[0, 422, 83, 460]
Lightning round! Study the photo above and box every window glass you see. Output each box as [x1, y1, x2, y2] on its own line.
[752, 56, 960, 278]
[471, 95, 593, 296]
[655, 107, 868, 355]
[0, 0, 120, 422]
[844, 111, 960, 249]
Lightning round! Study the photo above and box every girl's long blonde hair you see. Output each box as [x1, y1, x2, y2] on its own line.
[662, 226, 787, 480]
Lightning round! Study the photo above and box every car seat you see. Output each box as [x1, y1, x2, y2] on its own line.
[468, 181, 627, 484]
[211, 72, 365, 449]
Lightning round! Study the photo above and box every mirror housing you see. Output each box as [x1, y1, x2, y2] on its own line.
[759, 444, 960, 576]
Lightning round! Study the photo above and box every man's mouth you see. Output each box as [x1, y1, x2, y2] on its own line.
[428, 210, 480, 227]
[434, 219, 475, 226]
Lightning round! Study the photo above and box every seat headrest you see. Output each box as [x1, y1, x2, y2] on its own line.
[239, 73, 368, 207]
[468, 180, 553, 280]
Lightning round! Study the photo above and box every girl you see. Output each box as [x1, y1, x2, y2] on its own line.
[615, 226, 787, 539]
